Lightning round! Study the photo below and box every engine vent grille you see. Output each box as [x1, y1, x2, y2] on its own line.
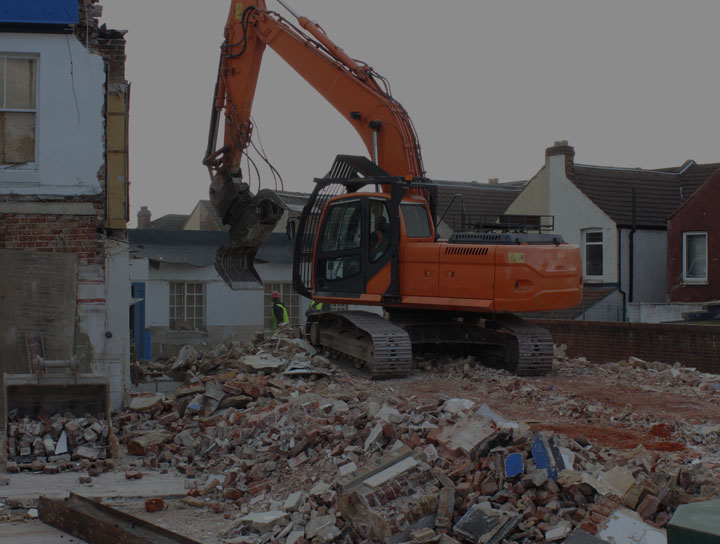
[444, 245, 489, 256]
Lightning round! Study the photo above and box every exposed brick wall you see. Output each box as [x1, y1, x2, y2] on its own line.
[533, 319, 720, 374]
[76, 0, 128, 84]
[0, 202, 105, 266]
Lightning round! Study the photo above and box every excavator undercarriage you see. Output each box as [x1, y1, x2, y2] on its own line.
[307, 310, 554, 379]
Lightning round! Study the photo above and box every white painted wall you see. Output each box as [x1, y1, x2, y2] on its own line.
[100, 241, 131, 409]
[506, 166, 549, 216]
[0, 33, 105, 193]
[508, 153, 618, 284]
[130, 260, 299, 329]
[546, 155, 618, 283]
[627, 302, 703, 323]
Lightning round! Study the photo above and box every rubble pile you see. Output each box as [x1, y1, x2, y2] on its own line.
[5, 411, 114, 474]
[115, 331, 720, 543]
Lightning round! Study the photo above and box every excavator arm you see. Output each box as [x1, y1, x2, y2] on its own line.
[204, 0, 425, 288]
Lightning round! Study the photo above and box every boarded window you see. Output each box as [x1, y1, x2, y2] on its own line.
[169, 282, 205, 330]
[1, 56, 37, 165]
[583, 230, 603, 278]
[683, 232, 707, 282]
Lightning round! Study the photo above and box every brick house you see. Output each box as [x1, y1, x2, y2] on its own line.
[506, 141, 719, 322]
[0, 1, 130, 408]
[667, 167, 720, 303]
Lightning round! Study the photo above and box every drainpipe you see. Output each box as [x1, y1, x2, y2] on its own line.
[628, 188, 637, 303]
[617, 225, 627, 321]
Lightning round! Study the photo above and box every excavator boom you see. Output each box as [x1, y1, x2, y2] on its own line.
[204, 0, 425, 288]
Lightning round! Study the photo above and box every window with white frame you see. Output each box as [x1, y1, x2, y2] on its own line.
[264, 282, 300, 329]
[683, 232, 707, 282]
[582, 229, 603, 278]
[169, 282, 205, 330]
[0, 56, 37, 166]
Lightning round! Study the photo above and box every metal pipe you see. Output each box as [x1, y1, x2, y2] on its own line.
[372, 131, 378, 164]
[629, 188, 637, 303]
[275, 0, 300, 19]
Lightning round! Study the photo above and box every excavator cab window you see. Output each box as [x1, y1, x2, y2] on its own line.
[319, 199, 362, 281]
[321, 199, 362, 252]
[401, 203, 432, 238]
[369, 199, 390, 263]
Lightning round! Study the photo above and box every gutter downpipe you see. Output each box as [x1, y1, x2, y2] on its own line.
[628, 188, 637, 304]
[617, 225, 627, 321]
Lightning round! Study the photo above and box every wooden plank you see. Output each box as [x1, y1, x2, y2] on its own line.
[39, 493, 202, 544]
[39, 495, 150, 544]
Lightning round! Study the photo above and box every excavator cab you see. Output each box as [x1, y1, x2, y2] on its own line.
[292, 156, 439, 304]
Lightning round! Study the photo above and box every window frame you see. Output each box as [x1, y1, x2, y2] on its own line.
[682, 231, 708, 284]
[400, 203, 433, 238]
[582, 228, 604, 280]
[0, 54, 38, 169]
[169, 281, 206, 331]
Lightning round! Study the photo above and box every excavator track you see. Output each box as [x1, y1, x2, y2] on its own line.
[309, 311, 412, 379]
[494, 314, 554, 376]
[386, 311, 555, 377]
[308, 310, 553, 378]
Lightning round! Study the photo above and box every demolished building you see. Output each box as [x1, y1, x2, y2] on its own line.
[0, 0, 130, 412]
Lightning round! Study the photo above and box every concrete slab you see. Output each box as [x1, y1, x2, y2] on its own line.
[2, 521, 87, 543]
[1, 470, 190, 502]
[597, 508, 666, 544]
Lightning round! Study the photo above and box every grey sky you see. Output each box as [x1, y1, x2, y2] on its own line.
[100, 1, 720, 227]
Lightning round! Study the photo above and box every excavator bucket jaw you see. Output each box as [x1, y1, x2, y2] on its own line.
[209, 168, 285, 290]
[214, 243, 263, 290]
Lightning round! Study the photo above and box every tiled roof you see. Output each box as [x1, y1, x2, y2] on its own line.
[571, 161, 720, 228]
[149, 214, 189, 230]
[275, 190, 311, 213]
[129, 230, 294, 266]
[435, 181, 525, 232]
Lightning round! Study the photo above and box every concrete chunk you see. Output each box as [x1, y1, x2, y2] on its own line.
[597, 508, 667, 544]
[240, 510, 288, 532]
[437, 418, 496, 457]
[305, 515, 336, 539]
[129, 394, 164, 412]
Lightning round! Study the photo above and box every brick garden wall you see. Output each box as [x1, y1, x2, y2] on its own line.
[533, 319, 720, 374]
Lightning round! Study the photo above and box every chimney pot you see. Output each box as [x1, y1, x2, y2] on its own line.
[488, 178, 499, 185]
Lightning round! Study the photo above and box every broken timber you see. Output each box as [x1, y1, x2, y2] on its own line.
[39, 492, 202, 544]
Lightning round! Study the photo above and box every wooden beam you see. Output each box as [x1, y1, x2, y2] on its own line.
[39, 493, 202, 544]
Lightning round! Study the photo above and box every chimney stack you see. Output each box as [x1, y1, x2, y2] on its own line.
[137, 206, 151, 229]
[545, 140, 575, 179]
[488, 178, 499, 185]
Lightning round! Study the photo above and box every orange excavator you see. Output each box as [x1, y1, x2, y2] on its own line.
[203, 0, 583, 377]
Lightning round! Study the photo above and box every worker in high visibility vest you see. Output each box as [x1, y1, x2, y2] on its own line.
[271, 291, 289, 331]
[305, 300, 327, 317]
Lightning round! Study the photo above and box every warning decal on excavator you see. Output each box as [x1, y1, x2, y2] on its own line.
[508, 252, 525, 263]
[235, 3, 243, 19]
